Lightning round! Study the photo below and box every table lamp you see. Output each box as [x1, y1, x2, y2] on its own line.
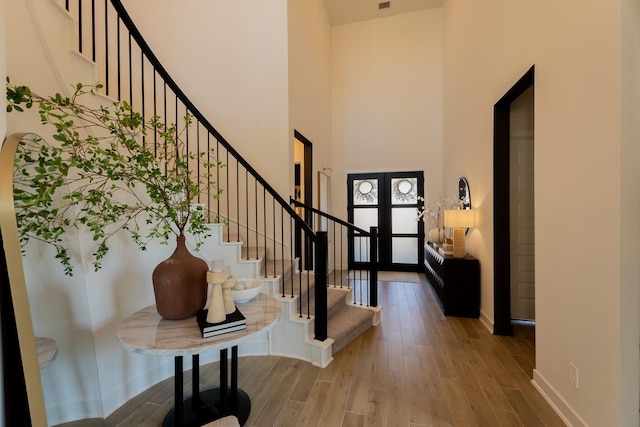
[444, 209, 474, 258]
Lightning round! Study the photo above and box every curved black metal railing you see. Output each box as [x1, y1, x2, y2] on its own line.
[290, 198, 378, 308]
[56, 0, 351, 340]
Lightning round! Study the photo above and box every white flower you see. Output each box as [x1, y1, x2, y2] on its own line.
[416, 194, 456, 229]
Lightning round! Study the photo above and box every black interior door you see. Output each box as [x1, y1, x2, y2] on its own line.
[348, 171, 424, 271]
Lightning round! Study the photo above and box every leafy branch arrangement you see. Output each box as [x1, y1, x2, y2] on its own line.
[7, 80, 225, 275]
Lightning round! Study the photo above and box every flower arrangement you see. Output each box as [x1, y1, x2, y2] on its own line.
[416, 194, 456, 229]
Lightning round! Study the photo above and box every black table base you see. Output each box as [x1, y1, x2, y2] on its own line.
[162, 388, 250, 427]
[164, 346, 250, 427]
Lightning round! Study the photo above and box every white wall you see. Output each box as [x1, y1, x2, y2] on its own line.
[331, 9, 444, 227]
[121, 0, 291, 196]
[288, 0, 332, 208]
[125, 0, 334, 224]
[442, 0, 639, 425]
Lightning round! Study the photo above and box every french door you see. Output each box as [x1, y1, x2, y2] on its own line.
[347, 171, 424, 271]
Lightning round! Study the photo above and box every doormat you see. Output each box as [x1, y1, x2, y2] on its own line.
[377, 271, 421, 283]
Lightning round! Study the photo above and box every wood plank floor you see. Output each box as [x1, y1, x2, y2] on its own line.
[88, 274, 566, 427]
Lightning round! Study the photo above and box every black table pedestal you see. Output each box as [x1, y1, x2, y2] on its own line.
[163, 346, 250, 427]
[162, 388, 250, 427]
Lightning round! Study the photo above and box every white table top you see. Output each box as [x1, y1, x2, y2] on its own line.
[117, 293, 281, 357]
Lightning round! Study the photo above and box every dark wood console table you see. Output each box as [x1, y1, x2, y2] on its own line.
[423, 242, 480, 318]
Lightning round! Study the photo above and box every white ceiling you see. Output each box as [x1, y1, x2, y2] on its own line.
[323, 0, 443, 26]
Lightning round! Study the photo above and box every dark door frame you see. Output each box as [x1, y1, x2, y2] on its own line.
[294, 130, 314, 268]
[493, 65, 535, 336]
[347, 171, 424, 272]
[294, 130, 313, 210]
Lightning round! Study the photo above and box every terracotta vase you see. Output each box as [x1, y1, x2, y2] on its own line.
[152, 234, 208, 320]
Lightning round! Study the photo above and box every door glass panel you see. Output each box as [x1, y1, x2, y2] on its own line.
[392, 207, 418, 234]
[391, 237, 418, 264]
[353, 207, 378, 230]
[353, 235, 371, 262]
[391, 178, 417, 205]
[353, 179, 378, 205]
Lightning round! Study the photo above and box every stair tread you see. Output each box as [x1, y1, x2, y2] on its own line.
[327, 304, 375, 353]
[304, 286, 348, 313]
[327, 304, 374, 334]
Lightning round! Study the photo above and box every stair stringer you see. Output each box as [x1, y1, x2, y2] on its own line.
[268, 293, 334, 368]
[346, 300, 383, 327]
[190, 223, 264, 280]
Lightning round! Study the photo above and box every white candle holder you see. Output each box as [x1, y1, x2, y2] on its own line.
[205, 268, 230, 324]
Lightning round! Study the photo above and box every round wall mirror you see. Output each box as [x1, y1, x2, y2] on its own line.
[457, 177, 471, 209]
[457, 177, 471, 235]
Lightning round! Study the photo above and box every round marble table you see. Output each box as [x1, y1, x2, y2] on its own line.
[117, 293, 281, 427]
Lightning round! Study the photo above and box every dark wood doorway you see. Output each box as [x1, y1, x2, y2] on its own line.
[494, 66, 535, 336]
[294, 130, 313, 268]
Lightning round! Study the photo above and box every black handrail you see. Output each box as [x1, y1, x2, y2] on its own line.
[290, 197, 370, 236]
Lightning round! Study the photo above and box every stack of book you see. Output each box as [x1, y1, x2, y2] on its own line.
[438, 242, 454, 256]
[196, 308, 246, 338]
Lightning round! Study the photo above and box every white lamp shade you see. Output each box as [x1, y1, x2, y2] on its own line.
[444, 209, 474, 228]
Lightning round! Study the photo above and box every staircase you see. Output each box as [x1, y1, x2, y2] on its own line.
[194, 224, 380, 368]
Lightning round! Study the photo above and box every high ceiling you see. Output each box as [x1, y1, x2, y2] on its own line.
[323, 0, 443, 26]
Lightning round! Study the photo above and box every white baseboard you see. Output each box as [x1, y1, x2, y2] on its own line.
[479, 308, 493, 333]
[102, 358, 173, 417]
[44, 395, 104, 426]
[532, 369, 588, 427]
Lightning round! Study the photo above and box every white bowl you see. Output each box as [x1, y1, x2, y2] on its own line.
[231, 279, 264, 303]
